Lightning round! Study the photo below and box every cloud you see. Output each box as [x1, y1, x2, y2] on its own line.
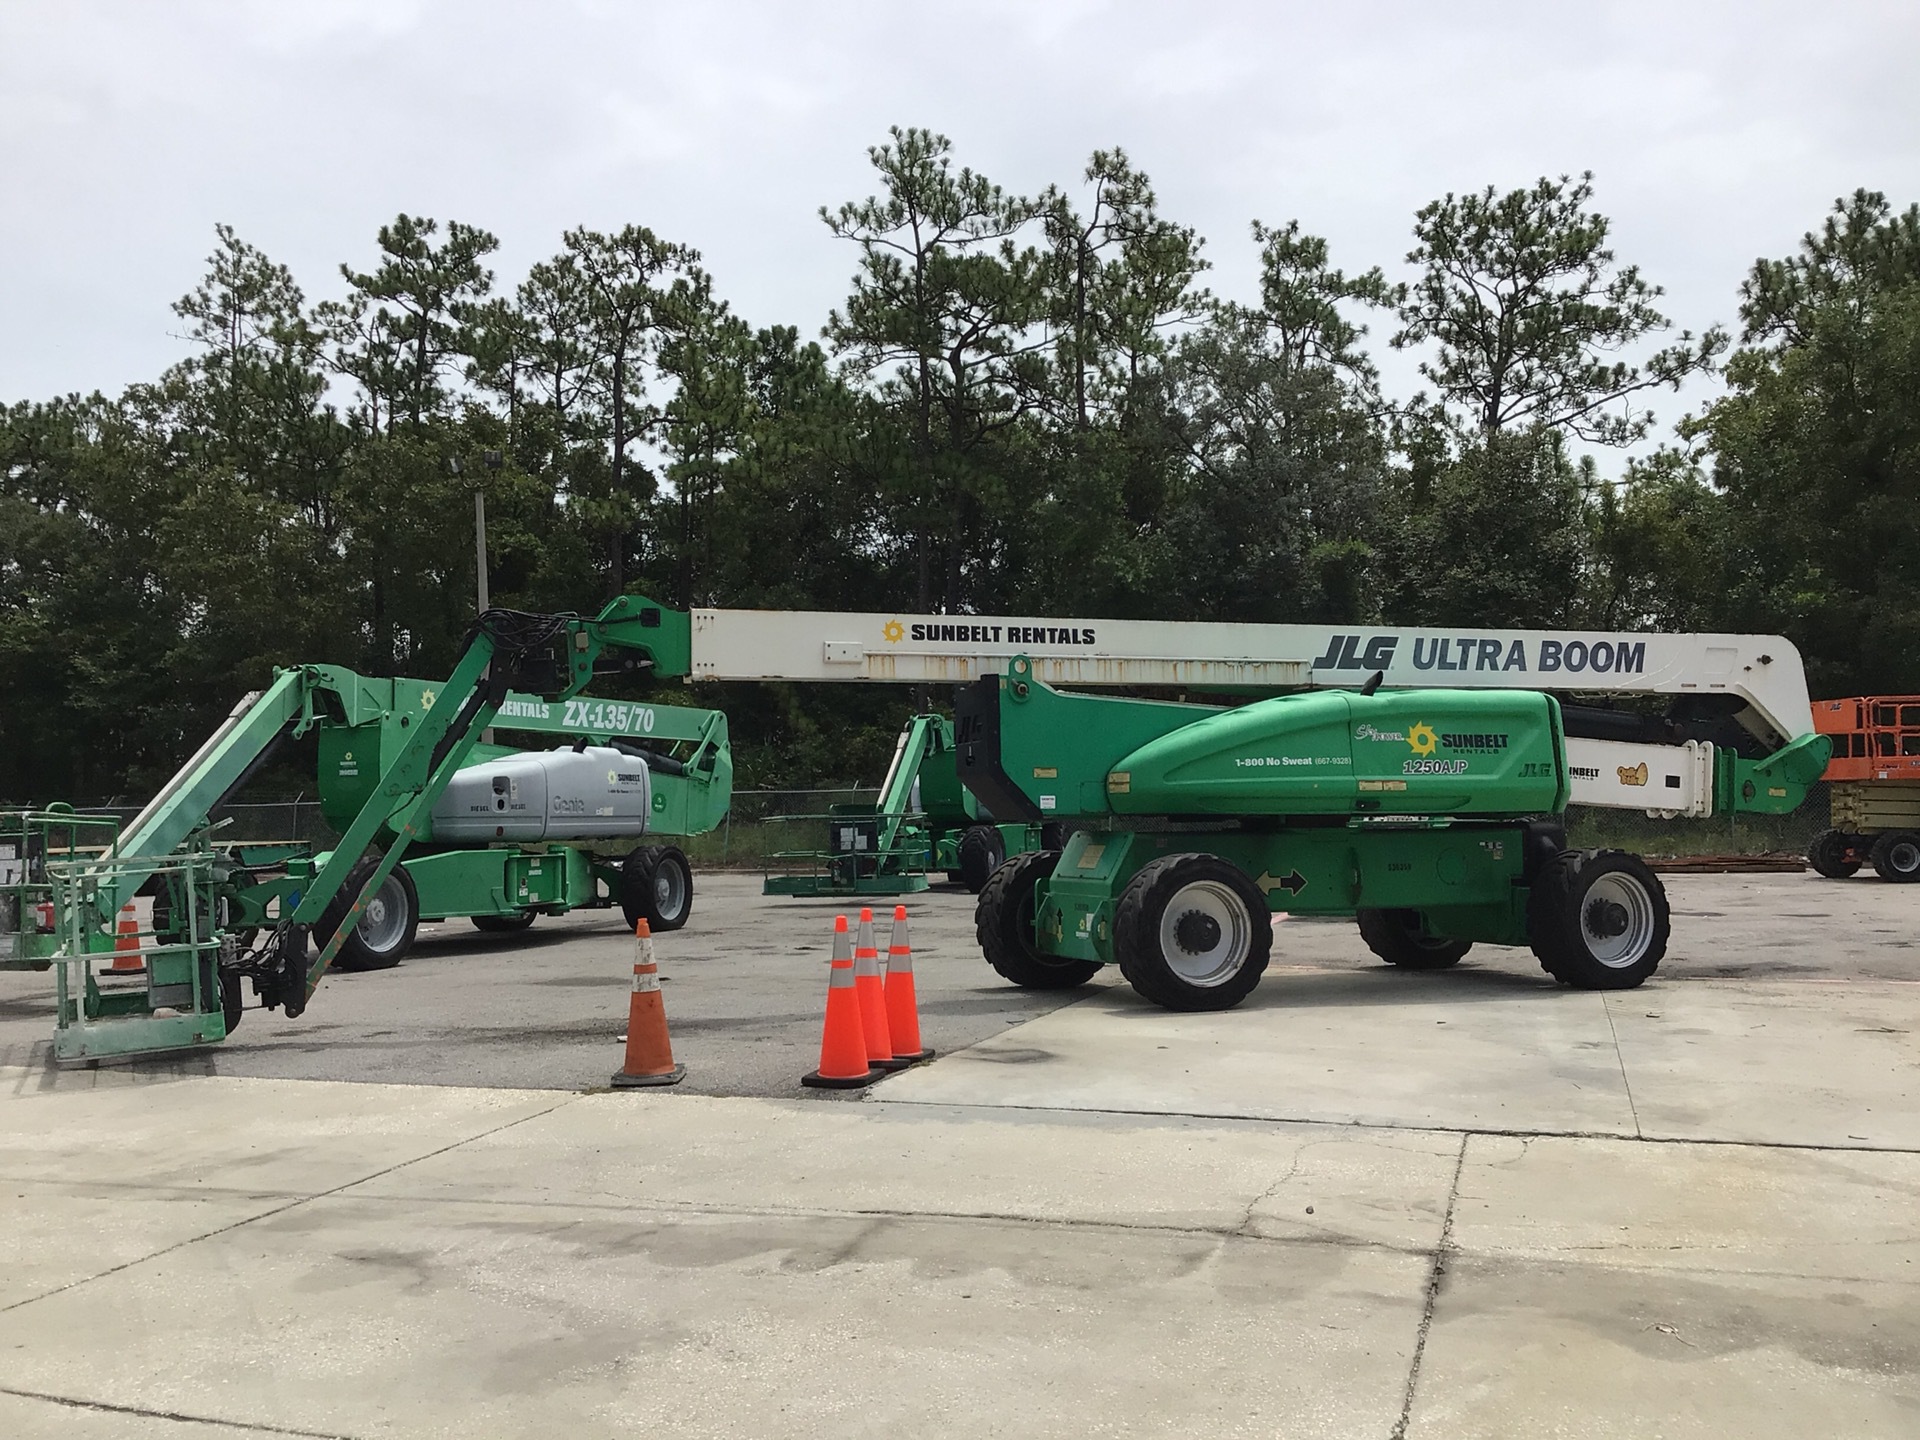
[3, 0, 1917, 462]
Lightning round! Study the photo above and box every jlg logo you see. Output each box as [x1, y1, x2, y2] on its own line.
[1312, 634, 1399, 670]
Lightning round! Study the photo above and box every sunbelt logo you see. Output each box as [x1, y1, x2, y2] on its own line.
[1353, 720, 1437, 755]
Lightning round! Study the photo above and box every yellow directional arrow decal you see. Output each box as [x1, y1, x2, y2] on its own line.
[1255, 869, 1308, 897]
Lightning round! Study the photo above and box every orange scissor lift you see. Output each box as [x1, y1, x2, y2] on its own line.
[1808, 697, 1920, 880]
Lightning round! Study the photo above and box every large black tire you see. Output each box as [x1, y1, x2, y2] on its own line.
[220, 969, 244, 1034]
[1113, 854, 1272, 1012]
[317, 857, 419, 972]
[1527, 849, 1668, 989]
[1870, 830, 1920, 883]
[1808, 828, 1864, 879]
[621, 845, 694, 932]
[957, 825, 1006, 894]
[1356, 909, 1471, 970]
[976, 850, 1101, 990]
[472, 912, 538, 933]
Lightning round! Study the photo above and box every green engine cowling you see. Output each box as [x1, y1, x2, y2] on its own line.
[1111, 687, 1568, 818]
[958, 656, 1569, 823]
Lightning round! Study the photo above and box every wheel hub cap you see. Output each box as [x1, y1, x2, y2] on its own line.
[1585, 899, 1629, 939]
[1174, 910, 1223, 952]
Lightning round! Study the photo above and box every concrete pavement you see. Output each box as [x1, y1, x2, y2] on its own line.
[1, 871, 1918, 1436]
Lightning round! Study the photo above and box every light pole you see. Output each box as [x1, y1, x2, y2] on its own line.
[451, 451, 504, 617]
[478, 450, 502, 615]
[474, 488, 489, 614]
[453, 450, 507, 745]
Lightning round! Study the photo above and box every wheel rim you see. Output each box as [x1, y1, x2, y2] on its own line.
[1157, 880, 1254, 987]
[653, 861, 687, 921]
[1888, 840, 1920, 875]
[1580, 872, 1656, 968]
[356, 876, 409, 953]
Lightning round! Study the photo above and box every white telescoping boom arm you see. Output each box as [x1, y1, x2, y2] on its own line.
[688, 608, 1810, 739]
[681, 608, 1815, 820]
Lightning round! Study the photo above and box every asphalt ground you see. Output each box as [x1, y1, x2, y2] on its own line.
[2, 866, 1915, 1093]
[0, 874, 1084, 1094]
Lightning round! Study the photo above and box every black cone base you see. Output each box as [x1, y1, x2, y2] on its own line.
[611, 1064, 686, 1088]
[802, 1067, 880, 1089]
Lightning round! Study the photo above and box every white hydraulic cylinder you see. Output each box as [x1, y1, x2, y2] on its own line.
[1564, 738, 1716, 818]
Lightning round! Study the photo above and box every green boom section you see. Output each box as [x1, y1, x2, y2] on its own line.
[1719, 730, 1831, 815]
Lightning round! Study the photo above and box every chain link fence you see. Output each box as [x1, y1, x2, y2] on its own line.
[1565, 782, 1830, 859]
[681, 788, 881, 868]
[0, 800, 340, 850]
[9, 783, 1826, 871]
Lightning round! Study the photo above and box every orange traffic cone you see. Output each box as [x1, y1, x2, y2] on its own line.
[854, 906, 907, 1072]
[611, 919, 685, 1088]
[803, 915, 878, 1089]
[883, 905, 933, 1063]
[109, 904, 144, 973]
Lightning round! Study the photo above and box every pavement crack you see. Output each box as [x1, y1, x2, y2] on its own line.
[874, 1098, 1920, 1156]
[0, 1384, 360, 1438]
[1236, 1138, 1327, 1235]
[324, 1186, 1425, 1254]
[1390, 1131, 1468, 1440]
[0, 1096, 582, 1316]
[1601, 994, 1643, 1140]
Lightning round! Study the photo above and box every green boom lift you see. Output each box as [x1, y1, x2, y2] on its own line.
[0, 600, 726, 1060]
[958, 657, 1829, 1011]
[760, 713, 1042, 897]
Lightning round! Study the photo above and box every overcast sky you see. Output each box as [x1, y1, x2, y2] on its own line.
[5, 0, 1917, 456]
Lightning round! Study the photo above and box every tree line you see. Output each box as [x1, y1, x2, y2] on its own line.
[3, 126, 1917, 798]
